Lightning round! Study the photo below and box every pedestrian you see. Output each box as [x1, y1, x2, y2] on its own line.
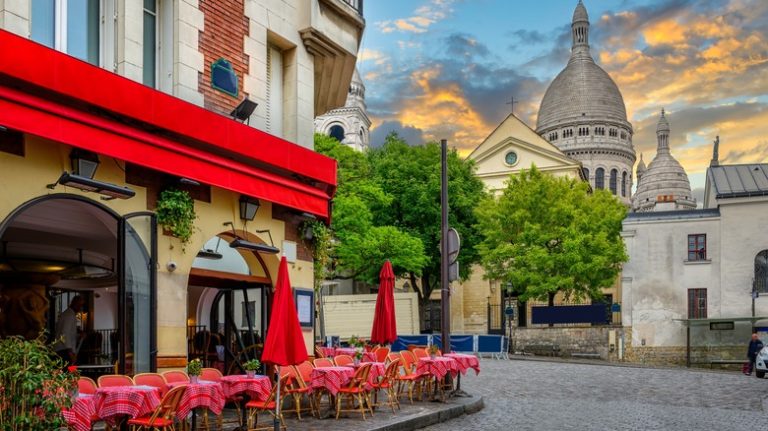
[746, 332, 764, 375]
[52, 295, 85, 366]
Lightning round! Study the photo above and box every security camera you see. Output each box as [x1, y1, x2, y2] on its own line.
[166, 261, 177, 272]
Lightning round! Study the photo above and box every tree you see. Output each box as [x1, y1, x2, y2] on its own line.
[313, 134, 427, 284]
[369, 133, 487, 317]
[475, 166, 627, 305]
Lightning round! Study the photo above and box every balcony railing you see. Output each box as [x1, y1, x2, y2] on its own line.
[341, 0, 363, 15]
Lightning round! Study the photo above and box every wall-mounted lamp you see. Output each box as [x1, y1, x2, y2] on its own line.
[47, 172, 136, 199]
[196, 249, 223, 260]
[239, 195, 260, 221]
[223, 221, 280, 255]
[70, 149, 100, 179]
[231, 98, 258, 124]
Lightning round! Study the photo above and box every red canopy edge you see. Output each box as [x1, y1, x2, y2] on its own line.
[0, 29, 335, 186]
[0, 88, 330, 218]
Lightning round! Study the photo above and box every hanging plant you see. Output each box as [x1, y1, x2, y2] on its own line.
[302, 220, 332, 292]
[156, 188, 197, 250]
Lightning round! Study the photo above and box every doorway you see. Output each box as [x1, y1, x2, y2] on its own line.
[0, 194, 157, 375]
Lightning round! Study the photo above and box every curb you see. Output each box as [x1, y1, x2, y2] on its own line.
[369, 396, 484, 431]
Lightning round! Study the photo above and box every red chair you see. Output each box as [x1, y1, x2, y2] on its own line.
[397, 351, 426, 403]
[161, 370, 190, 384]
[375, 347, 390, 363]
[334, 355, 354, 367]
[246, 375, 289, 430]
[98, 374, 134, 387]
[314, 345, 327, 358]
[387, 352, 400, 363]
[335, 363, 373, 420]
[372, 358, 401, 413]
[412, 348, 428, 360]
[133, 373, 168, 397]
[78, 376, 98, 395]
[201, 367, 223, 382]
[313, 358, 334, 368]
[281, 365, 315, 420]
[127, 384, 186, 430]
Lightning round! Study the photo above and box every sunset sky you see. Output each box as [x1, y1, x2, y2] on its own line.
[359, 0, 768, 196]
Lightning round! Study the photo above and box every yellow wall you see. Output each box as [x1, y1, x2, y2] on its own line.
[0, 135, 315, 363]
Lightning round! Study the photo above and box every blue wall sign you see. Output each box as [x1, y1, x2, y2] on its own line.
[211, 58, 238, 97]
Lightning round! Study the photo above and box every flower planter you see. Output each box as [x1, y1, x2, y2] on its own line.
[353, 359, 361, 366]
[190, 375, 199, 384]
[246, 370, 256, 379]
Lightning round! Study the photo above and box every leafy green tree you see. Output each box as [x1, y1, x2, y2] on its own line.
[369, 133, 487, 316]
[314, 134, 427, 284]
[475, 166, 627, 305]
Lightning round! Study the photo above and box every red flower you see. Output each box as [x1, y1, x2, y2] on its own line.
[67, 366, 78, 373]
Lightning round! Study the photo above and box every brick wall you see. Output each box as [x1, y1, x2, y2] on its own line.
[272, 205, 313, 262]
[198, 0, 249, 114]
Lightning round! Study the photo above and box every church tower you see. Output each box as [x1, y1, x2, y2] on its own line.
[536, 1, 636, 204]
[314, 69, 371, 152]
[632, 109, 696, 212]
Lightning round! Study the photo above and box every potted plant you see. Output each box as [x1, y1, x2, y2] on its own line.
[0, 335, 78, 430]
[428, 344, 439, 359]
[349, 335, 365, 365]
[187, 358, 202, 384]
[156, 188, 197, 252]
[243, 359, 261, 378]
[67, 365, 80, 401]
[353, 348, 364, 366]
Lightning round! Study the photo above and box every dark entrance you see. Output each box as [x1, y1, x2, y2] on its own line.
[0, 194, 157, 374]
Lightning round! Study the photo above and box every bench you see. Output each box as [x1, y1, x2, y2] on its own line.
[522, 344, 560, 357]
[571, 352, 601, 359]
[708, 359, 744, 369]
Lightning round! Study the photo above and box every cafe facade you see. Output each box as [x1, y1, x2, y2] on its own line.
[0, 0, 364, 374]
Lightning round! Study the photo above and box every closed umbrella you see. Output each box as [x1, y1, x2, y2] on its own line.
[371, 260, 397, 345]
[262, 256, 308, 431]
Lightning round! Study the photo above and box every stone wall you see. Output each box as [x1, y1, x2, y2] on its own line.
[513, 325, 624, 361]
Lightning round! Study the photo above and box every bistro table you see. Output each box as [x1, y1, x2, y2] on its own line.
[443, 353, 481, 375]
[344, 361, 386, 389]
[416, 357, 461, 401]
[62, 393, 97, 431]
[170, 380, 226, 429]
[310, 366, 355, 418]
[219, 375, 272, 428]
[93, 385, 161, 428]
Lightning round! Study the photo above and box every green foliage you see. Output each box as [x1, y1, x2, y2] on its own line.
[475, 165, 628, 303]
[186, 358, 203, 376]
[0, 336, 78, 430]
[304, 220, 333, 292]
[368, 133, 487, 302]
[243, 359, 261, 371]
[156, 188, 197, 250]
[314, 133, 427, 284]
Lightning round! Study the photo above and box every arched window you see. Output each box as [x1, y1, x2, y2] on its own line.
[595, 168, 605, 190]
[329, 124, 345, 142]
[756, 250, 768, 293]
[609, 169, 618, 194]
[621, 171, 628, 197]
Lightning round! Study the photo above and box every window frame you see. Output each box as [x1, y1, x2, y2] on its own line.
[687, 288, 707, 319]
[687, 234, 707, 261]
[595, 167, 605, 190]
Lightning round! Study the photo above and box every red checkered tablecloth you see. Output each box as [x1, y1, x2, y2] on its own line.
[416, 357, 461, 380]
[219, 375, 272, 401]
[334, 347, 357, 356]
[444, 354, 481, 375]
[171, 380, 226, 419]
[310, 366, 355, 396]
[62, 394, 97, 431]
[93, 385, 161, 426]
[320, 347, 336, 357]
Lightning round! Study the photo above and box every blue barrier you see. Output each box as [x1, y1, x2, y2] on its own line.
[531, 304, 607, 324]
[391, 335, 429, 352]
[390, 334, 507, 358]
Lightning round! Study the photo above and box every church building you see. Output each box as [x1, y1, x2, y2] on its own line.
[314, 69, 371, 152]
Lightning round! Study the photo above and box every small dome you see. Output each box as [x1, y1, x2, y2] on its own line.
[573, 0, 589, 23]
[637, 153, 646, 174]
[656, 108, 670, 134]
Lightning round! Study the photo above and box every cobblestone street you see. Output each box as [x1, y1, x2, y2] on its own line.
[427, 359, 768, 431]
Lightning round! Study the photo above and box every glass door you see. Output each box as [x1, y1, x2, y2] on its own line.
[118, 212, 157, 374]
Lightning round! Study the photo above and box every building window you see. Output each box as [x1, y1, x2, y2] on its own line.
[595, 168, 605, 189]
[32, 0, 101, 66]
[687, 234, 707, 261]
[609, 169, 618, 195]
[755, 250, 768, 294]
[621, 171, 627, 197]
[620, 131, 627, 140]
[266, 45, 284, 136]
[329, 124, 345, 142]
[143, 0, 158, 87]
[422, 300, 442, 333]
[687, 289, 707, 319]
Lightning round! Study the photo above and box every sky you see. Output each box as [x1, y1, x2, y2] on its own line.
[358, 0, 768, 194]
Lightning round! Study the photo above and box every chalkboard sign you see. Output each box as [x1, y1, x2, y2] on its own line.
[504, 307, 514, 317]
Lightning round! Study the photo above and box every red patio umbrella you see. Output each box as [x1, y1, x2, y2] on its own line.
[261, 256, 307, 430]
[371, 260, 397, 345]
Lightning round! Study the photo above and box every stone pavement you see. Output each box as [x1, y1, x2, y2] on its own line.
[424, 358, 768, 431]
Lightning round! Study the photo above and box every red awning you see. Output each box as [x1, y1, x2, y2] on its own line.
[0, 30, 336, 219]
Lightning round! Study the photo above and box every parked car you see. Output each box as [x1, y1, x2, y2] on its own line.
[754, 346, 768, 378]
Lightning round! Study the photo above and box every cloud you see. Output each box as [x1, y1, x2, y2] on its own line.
[358, 48, 388, 65]
[370, 121, 426, 147]
[445, 33, 490, 59]
[376, 0, 455, 34]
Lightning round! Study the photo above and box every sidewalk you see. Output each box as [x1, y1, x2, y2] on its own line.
[214, 393, 484, 431]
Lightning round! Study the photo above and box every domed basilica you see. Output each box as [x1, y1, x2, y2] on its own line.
[536, 0, 636, 205]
